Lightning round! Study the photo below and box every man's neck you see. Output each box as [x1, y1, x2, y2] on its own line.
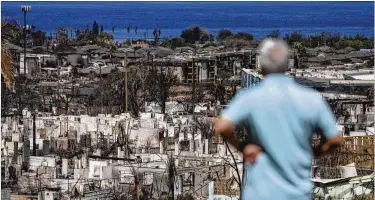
[264, 73, 287, 78]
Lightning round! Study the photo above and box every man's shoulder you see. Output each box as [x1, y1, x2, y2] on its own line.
[297, 84, 321, 96]
[236, 81, 323, 103]
[236, 84, 265, 99]
[290, 82, 324, 104]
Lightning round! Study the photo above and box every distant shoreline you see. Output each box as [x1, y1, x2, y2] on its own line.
[39, 27, 375, 43]
[2, 1, 373, 41]
[3, 25, 373, 43]
[106, 27, 374, 43]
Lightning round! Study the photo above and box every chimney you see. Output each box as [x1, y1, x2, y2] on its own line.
[13, 141, 18, 163]
[62, 159, 68, 177]
[198, 140, 203, 155]
[204, 139, 209, 155]
[74, 158, 79, 169]
[189, 140, 194, 152]
[160, 141, 164, 154]
[23, 140, 30, 165]
[96, 149, 101, 156]
[33, 114, 36, 156]
[174, 141, 179, 156]
[117, 147, 122, 158]
[117, 147, 124, 165]
[82, 152, 87, 168]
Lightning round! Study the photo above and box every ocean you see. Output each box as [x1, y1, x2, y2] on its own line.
[1, 1, 374, 41]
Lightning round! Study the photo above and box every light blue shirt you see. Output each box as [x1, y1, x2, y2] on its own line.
[222, 74, 338, 200]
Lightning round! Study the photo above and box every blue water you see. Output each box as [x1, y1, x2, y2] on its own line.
[2, 1, 374, 41]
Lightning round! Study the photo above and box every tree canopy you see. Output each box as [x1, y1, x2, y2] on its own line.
[1, 19, 22, 90]
[145, 66, 178, 114]
[181, 25, 210, 44]
[217, 29, 233, 41]
[283, 31, 373, 50]
[92, 20, 99, 35]
[267, 30, 280, 38]
[30, 31, 46, 46]
[76, 22, 114, 47]
[161, 37, 185, 49]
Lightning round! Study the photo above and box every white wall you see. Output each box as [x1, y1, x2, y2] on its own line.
[88, 160, 108, 179]
[29, 156, 56, 171]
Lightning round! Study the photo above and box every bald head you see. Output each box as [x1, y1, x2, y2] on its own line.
[258, 38, 290, 75]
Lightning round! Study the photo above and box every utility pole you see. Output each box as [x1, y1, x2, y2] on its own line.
[192, 51, 197, 151]
[100, 64, 103, 114]
[32, 113, 36, 156]
[39, 169, 44, 193]
[21, 5, 31, 75]
[68, 178, 70, 198]
[124, 54, 128, 112]
[192, 58, 195, 102]
[66, 115, 68, 137]
[135, 179, 140, 200]
[23, 11, 26, 75]
[192, 49, 196, 104]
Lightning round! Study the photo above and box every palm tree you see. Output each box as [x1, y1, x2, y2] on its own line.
[321, 32, 327, 46]
[1, 21, 16, 90]
[152, 29, 158, 42]
[292, 42, 306, 69]
[69, 28, 73, 39]
[1, 43, 14, 90]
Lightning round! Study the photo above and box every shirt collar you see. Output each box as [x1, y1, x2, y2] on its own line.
[263, 73, 294, 84]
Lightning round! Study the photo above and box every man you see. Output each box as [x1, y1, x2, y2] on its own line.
[214, 38, 343, 200]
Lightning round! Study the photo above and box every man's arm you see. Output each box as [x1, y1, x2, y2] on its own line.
[313, 99, 344, 157]
[214, 118, 241, 151]
[313, 135, 344, 157]
[214, 90, 251, 151]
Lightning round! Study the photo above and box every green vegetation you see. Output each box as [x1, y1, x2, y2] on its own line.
[181, 25, 211, 44]
[3, 16, 373, 52]
[283, 31, 373, 50]
[217, 29, 233, 41]
[267, 30, 281, 38]
[333, 34, 373, 50]
[75, 21, 114, 47]
[218, 29, 254, 41]
[161, 25, 213, 49]
[234, 32, 254, 40]
[160, 26, 373, 51]
[217, 29, 254, 49]
[152, 28, 161, 43]
[92, 20, 99, 35]
[161, 37, 185, 49]
[202, 42, 217, 48]
[30, 31, 46, 46]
